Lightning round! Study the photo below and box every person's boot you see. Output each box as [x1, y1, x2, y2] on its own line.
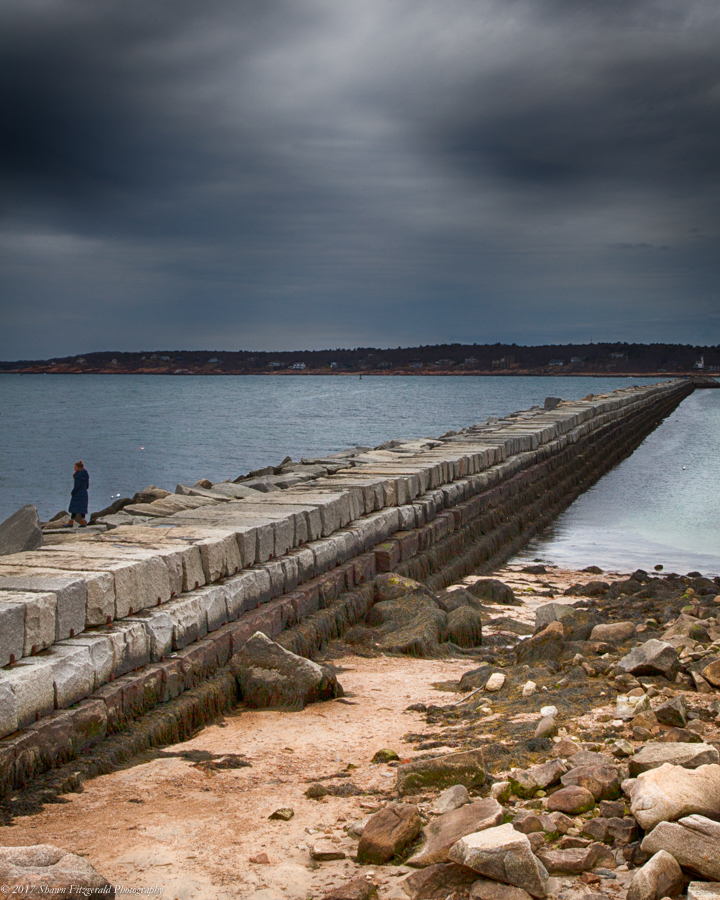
[79, 517, 87, 527]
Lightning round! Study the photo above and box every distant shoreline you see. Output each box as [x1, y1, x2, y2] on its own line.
[0, 367, 704, 378]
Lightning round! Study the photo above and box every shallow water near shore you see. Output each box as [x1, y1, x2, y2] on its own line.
[0, 373, 716, 574]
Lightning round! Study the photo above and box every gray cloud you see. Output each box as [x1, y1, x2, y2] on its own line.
[1, 0, 718, 357]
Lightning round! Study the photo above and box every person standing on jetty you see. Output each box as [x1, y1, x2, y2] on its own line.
[67, 460, 89, 527]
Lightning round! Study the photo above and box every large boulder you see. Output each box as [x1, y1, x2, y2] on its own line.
[407, 798, 504, 868]
[397, 749, 486, 795]
[357, 804, 422, 865]
[469, 579, 518, 606]
[527, 759, 567, 789]
[616, 640, 680, 680]
[654, 697, 688, 728]
[232, 632, 342, 709]
[375, 606, 447, 657]
[0, 505, 43, 556]
[374, 574, 437, 603]
[0, 844, 113, 898]
[642, 815, 720, 881]
[630, 763, 720, 831]
[516, 622, 564, 666]
[629, 743, 719, 777]
[471, 882, 535, 900]
[446, 606, 483, 648]
[368, 590, 448, 657]
[435, 587, 483, 613]
[560, 764, 621, 801]
[545, 786, 595, 815]
[535, 846, 597, 875]
[590, 621, 636, 643]
[402, 863, 478, 900]
[534, 603, 600, 640]
[626, 850, 683, 900]
[664, 615, 711, 643]
[701, 659, 720, 688]
[448, 823, 548, 898]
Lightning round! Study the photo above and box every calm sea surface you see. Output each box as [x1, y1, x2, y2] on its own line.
[0, 374, 716, 574]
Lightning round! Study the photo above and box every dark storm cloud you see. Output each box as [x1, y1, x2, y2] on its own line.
[0, 0, 718, 357]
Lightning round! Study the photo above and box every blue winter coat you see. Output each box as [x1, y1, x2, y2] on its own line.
[69, 468, 89, 515]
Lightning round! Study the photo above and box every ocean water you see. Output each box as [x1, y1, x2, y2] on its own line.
[514, 387, 720, 576]
[0, 374, 715, 574]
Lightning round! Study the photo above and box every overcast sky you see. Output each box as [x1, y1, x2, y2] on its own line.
[1, 0, 718, 358]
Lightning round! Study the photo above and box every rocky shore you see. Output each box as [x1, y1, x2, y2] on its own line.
[2, 561, 720, 900]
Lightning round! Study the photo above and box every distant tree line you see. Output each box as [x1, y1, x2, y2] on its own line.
[1, 342, 717, 373]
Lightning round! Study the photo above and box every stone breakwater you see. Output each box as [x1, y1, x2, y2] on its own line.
[0, 379, 693, 796]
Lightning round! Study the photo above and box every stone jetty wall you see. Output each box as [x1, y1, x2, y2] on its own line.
[0, 379, 693, 796]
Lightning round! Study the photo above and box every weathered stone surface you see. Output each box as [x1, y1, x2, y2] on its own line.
[0, 658, 54, 728]
[512, 812, 543, 835]
[616, 640, 680, 680]
[0, 844, 113, 898]
[629, 742, 719, 776]
[642, 815, 720, 881]
[687, 883, 720, 900]
[627, 850, 683, 900]
[701, 659, 720, 688]
[45, 644, 95, 708]
[534, 604, 600, 641]
[407, 798, 504, 868]
[402, 863, 477, 900]
[551, 738, 581, 759]
[448, 824, 549, 898]
[320, 875, 378, 900]
[590, 621, 636, 643]
[535, 846, 597, 874]
[471, 879, 534, 900]
[509, 769, 538, 799]
[432, 784, 470, 814]
[546, 786, 595, 815]
[538, 812, 572, 837]
[616, 693, 651, 721]
[597, 817, 637, 846]
[106, 620, 151, 675]
[630, 763, 720, 831]
[0, 601, 25, 667]
[357, 803, 422, 865]
[568, 750, 614, 767]
[0, 573, 88, 636]
[0, 681, 18, 738]
[561, 765, 621, 801]
[0, 505, 43, 556]
[534, 603, 575, 631]
[397, 748, 486, 795]
[654, 696, 688, 728]
[599, 799, 627, 818]
[528, 759, 567, 789]
[311, 840, 346, 861]
[516, 622, 564, 666]
[232, 632, 342, 710]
